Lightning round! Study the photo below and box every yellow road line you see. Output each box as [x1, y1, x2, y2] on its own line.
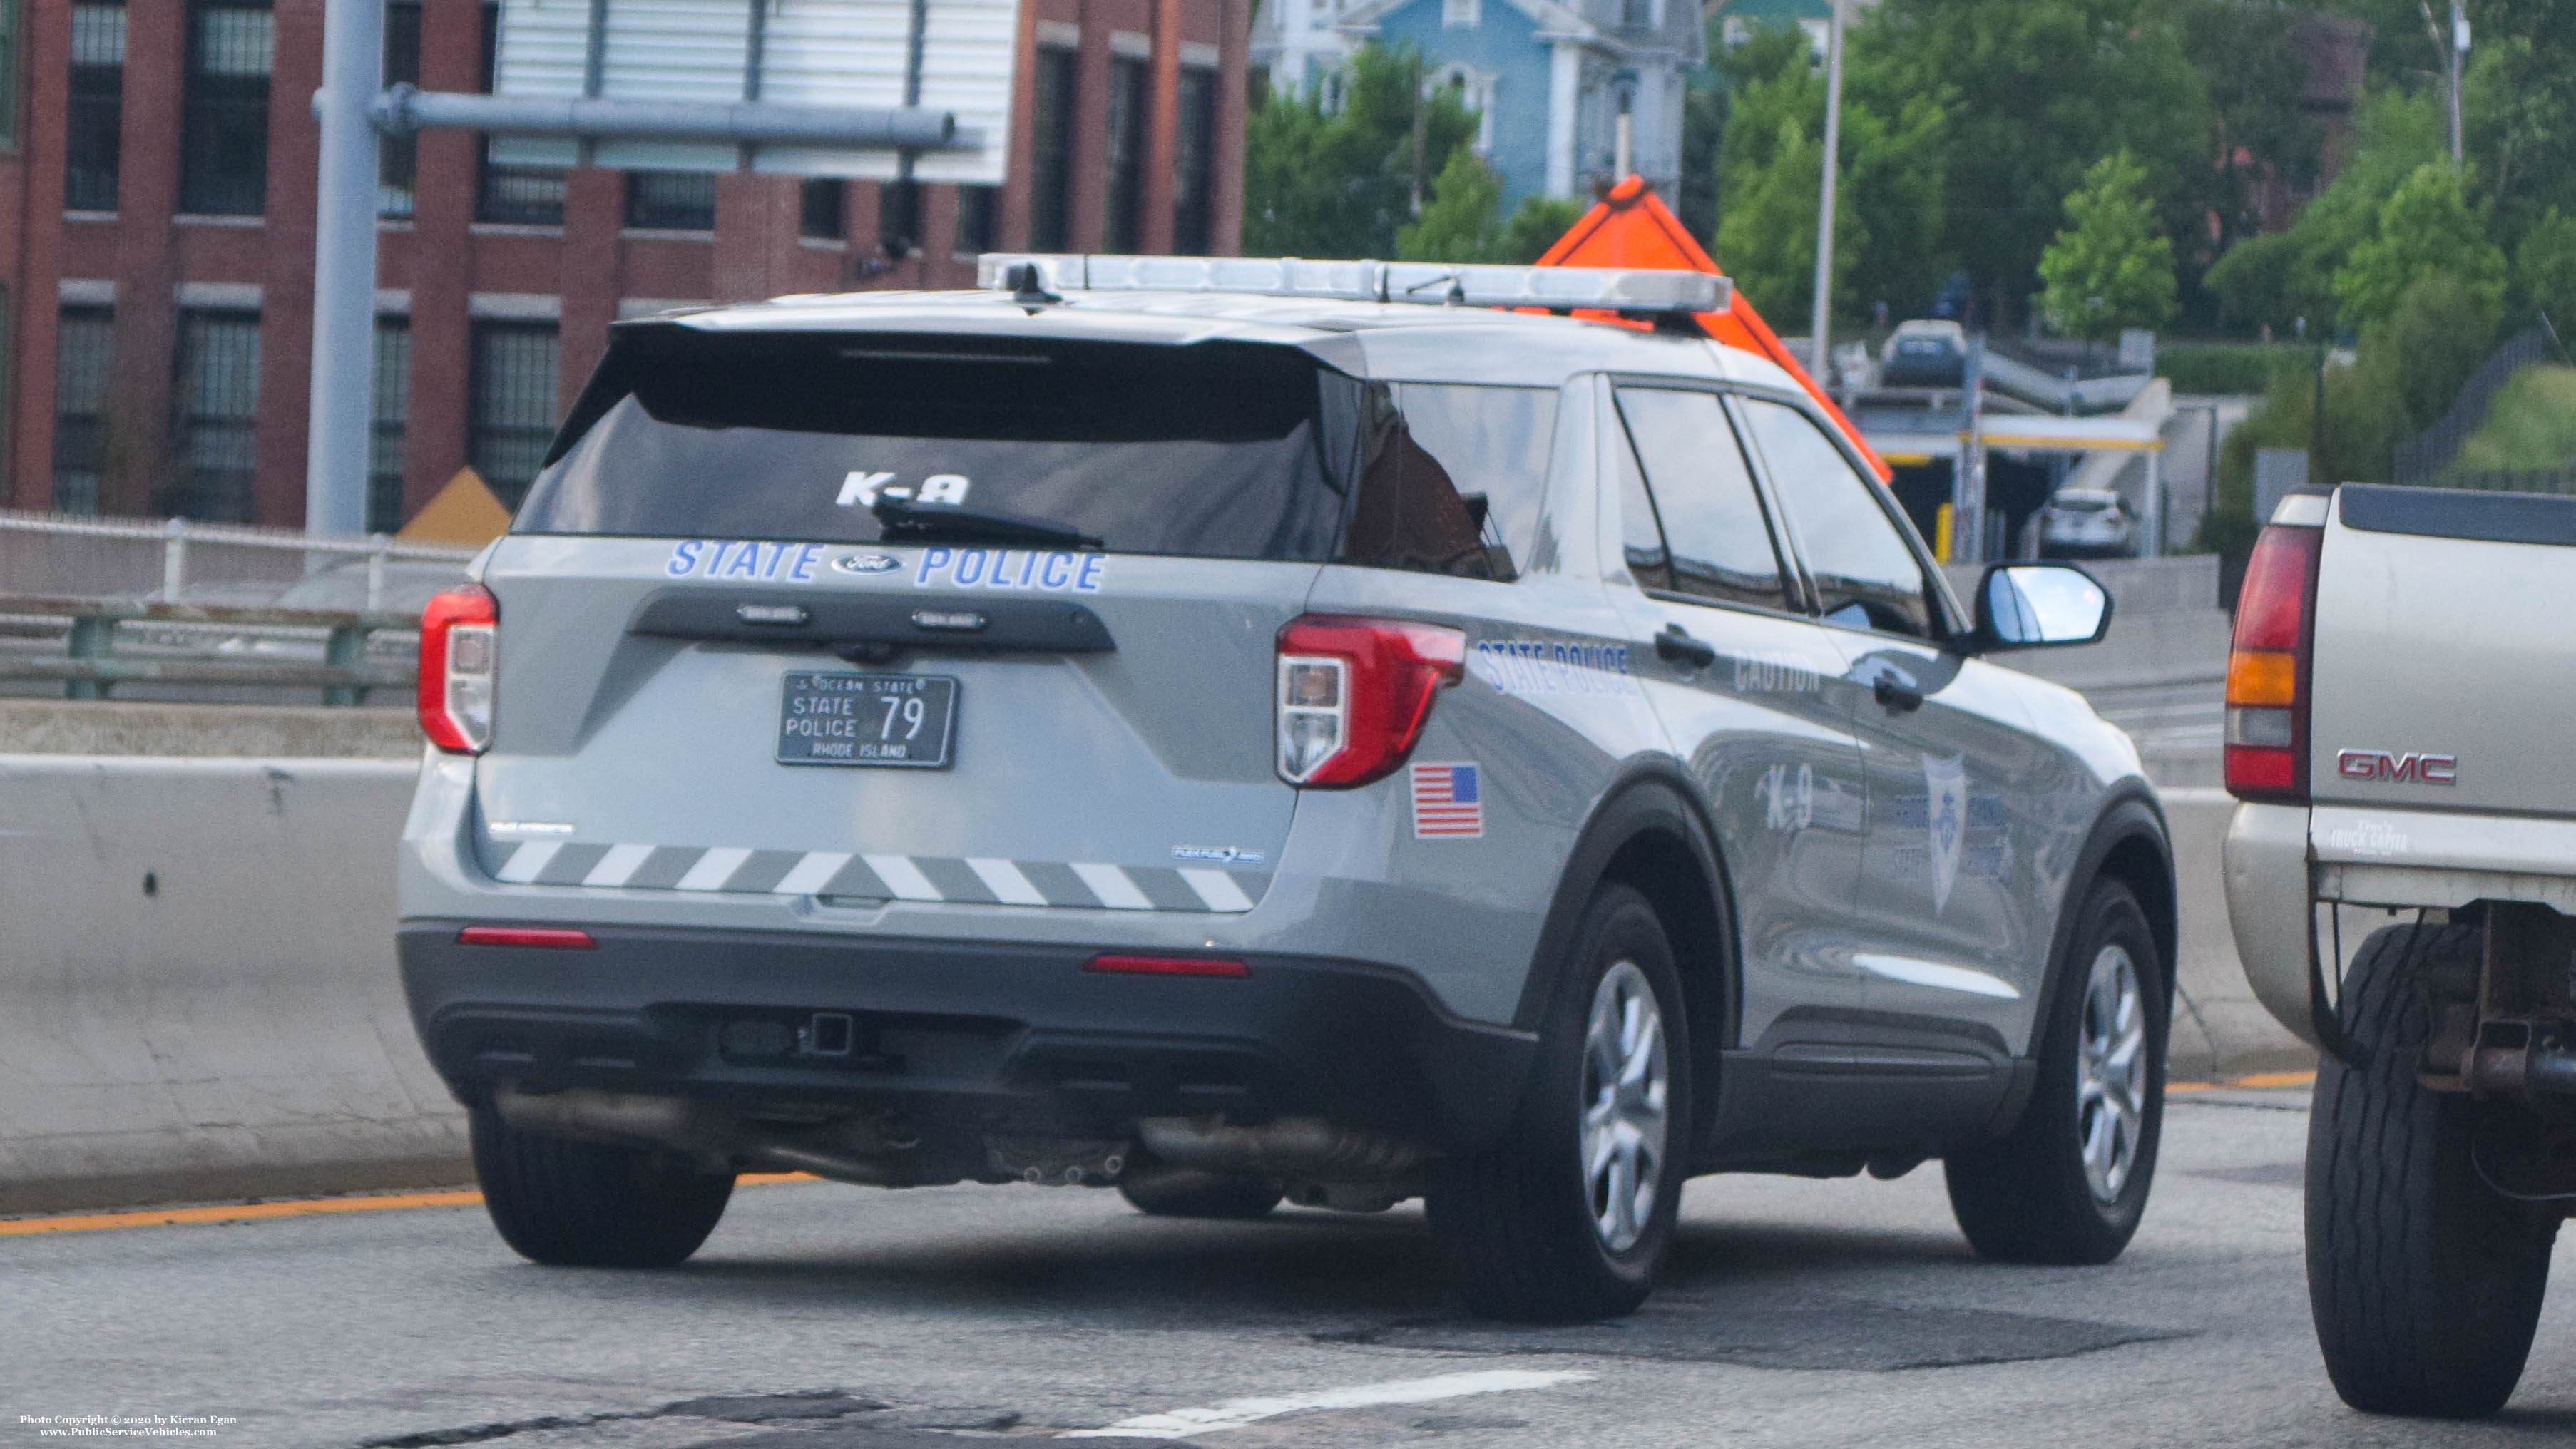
[2170, 1070, 2316, 1095]
[0, 1172, 817, 1239]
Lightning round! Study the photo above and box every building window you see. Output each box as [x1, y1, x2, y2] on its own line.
[1028, 47, 1076, 250]
[879, 179, 919, 259]
[0, 0, 24, 152]
[469, 322, 558, 506]
[179, 1, 273, 217]
[171, 311, 262, 522]
[625, 170, 715, 231]
[1172, 69, 1217, 255]
[380, 1, 421, 217]
[52, 307, 112, 515]
[954, 185, 997, 256]
[1436, 66, 1496, 154]
[1442, 0, 1480, 28]
[66, 4, 123, 213]
[1103, 57, 1148, 252]
[799, 178, 844, 240]
[478, 165, 566, 225]
[367, 319, 410, 534]
[476, 2, 563, 225]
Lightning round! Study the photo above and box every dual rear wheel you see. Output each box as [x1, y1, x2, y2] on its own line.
[2306, 922, 2560, 1418]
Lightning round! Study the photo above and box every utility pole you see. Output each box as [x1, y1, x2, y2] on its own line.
[305, 0, 387, 541]
[2423, 1, 2468, 168]
[2448, 1, 2468, 168]
[1409, 57, 1428, 218]
[1958, 332, 1988, 563]
[1808, 0, 1846, 376]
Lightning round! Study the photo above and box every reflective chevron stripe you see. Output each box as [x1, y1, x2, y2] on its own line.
[484, 839, 1269, 914]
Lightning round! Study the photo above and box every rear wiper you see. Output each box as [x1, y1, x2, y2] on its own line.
[872, 496, 1102, 550]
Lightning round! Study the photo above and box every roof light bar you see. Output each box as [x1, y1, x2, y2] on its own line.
[976, 254, 1730, 316]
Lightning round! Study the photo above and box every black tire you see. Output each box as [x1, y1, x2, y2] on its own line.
[1947, 879, 2167, 1264]
[2307, 921, 2558, 1418]
[1426, 883, 1690, 1322]
[470, 1105, 736, 1268]
[1117, 1168, 1284, 1219]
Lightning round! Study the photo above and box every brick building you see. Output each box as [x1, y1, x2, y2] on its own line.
[0, 0, 1249, 532]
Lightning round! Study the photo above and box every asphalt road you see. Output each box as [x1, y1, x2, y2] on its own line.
[9, 1086, 2574, 1449]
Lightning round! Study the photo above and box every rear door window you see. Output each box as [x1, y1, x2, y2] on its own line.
[515, 329, 1557, 580]
[1612, 386, 1794, 612]
[1363, 383, 1557, 581]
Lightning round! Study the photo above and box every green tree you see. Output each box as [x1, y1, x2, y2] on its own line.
[1397, 148, 1504, 261]
[2333, 0, 2576, 243]
[2167, 0, 2323, 324]
[2202, 88, 2444, 334]
[2513, 208, 2576, 326]
[1867, 0, 2206, 328]
[1717, 102, 1841, 318]
[2332, 162, 2509, 327]
[1498, 195, 1588, 264]
[1243, 44, 1481, 259]
[2039, 151, 2179, 342]
[2373, 270, 2505, 431]
[1711, 19, 1948, 323]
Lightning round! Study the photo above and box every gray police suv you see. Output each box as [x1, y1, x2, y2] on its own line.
[399, 256, 2177, 1321]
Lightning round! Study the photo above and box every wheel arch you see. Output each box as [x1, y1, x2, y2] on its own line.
[1513, 762, 1739, 1143]
[2032, 787, 2178, 1063]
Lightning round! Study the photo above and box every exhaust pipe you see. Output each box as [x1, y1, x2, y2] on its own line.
[1135, 1117, 1424, 1179]
[490, 1085, 908, 1187]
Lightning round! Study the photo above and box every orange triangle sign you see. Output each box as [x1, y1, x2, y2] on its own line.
[1536, 177, 1892, 482]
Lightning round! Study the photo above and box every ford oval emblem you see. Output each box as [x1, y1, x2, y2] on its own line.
[834, 552, 901, 575]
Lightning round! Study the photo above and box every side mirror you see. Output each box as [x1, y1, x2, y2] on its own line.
[1976, 563, 2112, 650]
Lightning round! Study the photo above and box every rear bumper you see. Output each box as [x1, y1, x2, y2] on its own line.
[397, 921, 1538, 1154]
[2224, 802, 2316, 1046]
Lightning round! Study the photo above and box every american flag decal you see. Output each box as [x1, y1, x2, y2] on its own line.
[1411, 762, 1485, 839]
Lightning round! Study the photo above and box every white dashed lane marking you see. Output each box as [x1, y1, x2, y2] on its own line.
[1058, 1368, 1595, 1439]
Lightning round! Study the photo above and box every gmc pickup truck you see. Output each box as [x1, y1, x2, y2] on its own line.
[2224, 483, 2576, 1418]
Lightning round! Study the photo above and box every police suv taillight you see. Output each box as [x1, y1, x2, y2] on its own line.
[2224, 494, 2326, 803]
[419, 583, 498, 755]
[1276, 615, 1466, 787]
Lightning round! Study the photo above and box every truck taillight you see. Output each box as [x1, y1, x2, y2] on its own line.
[2224, 522, 2322, 802]
[1276, 615, 1466, 787]
[419, 583, 498, 755]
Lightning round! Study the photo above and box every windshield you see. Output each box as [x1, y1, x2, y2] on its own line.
[512, 329, 1558, 578]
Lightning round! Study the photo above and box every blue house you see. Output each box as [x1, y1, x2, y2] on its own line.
[1253, 0, 1702, 215]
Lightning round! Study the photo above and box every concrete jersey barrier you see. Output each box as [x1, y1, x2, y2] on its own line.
[0, 757, 2301, 1214]
[0, 754, 464, 1214]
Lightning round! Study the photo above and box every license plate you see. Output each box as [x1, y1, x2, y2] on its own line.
[777, 672, 958, 768]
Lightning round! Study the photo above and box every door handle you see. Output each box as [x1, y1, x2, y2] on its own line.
[1874, 675, 1926, 714]
[1655, 623, 1717, 669]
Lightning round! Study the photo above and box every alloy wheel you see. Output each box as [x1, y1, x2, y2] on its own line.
[2077, 943, 2148, 1203]
[1580, 960, 1670, 1253]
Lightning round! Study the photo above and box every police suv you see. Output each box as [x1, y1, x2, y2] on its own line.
[400, 256, 2177, 1321]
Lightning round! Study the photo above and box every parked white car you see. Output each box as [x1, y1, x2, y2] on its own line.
[2039, 489, 2137, 559]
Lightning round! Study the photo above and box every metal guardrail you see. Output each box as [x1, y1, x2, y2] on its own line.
[0, 595, 419, 706]
[0, 511, 479, 608]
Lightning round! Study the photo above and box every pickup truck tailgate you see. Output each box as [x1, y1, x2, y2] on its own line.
[2309, 485, 2576, 817]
